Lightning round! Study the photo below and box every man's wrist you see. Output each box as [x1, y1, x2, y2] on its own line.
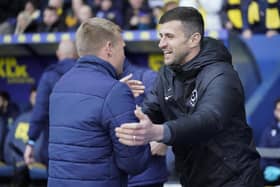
[152, 124, 164, 142]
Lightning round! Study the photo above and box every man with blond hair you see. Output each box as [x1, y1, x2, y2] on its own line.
[47, 18, 150, 187]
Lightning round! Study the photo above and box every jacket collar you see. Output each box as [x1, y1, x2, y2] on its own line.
[77, 55, 118, 79]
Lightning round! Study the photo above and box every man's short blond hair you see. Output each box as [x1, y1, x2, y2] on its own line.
[76, 17, 121, 57]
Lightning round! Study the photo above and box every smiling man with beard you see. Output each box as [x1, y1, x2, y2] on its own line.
[116, 7, 263, 187]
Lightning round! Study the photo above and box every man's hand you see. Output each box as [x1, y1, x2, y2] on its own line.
[115, 107, 164, 146]
[24, 144, 35, 165]
[120, 73, 145, 97]
[150, 142, 168, 156]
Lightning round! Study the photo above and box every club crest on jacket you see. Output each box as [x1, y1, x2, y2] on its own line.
[190, 89, 198, 107]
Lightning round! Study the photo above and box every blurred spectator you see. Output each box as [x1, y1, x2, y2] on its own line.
[22, 85, 37, 113]
[179, 0, 199, 8]
[37, 6, 66, 32]
[96, 0, 123, 27]
[259, 98, 280, 185]
[0, 90, 20, 160]
[0, 0, 26, 34]
[14, 12, 33, 34]
[65, 0, 85, 31]
[78, 5, 94, 23]
[242, 0, 280, 39]
[3, 86, 37, 187]
[24, 39, 77, 166]
[0, 91, 20, 127]
[24, 0, 41, 21]
[124, 0, 154, 30]
[199, 0, 223, 31]
[152, 6, 164, 29]
[222, 0, 245, 33]
[90, 0, 102, 14]
[163, 0, 179, 12]
[14, 11, 37, 34]
[14, 0, 41, 34]
[48, 0, 64, 16]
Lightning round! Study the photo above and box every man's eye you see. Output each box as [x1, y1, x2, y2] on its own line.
[166, 35, 173, 39]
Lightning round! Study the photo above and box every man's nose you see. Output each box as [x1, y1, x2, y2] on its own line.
[158, 38, 167, 49]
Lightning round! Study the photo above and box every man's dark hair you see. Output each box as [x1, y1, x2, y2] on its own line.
[159, 7, 204, 42]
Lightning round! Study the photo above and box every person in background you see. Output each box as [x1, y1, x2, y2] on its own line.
[14, 0, 41, 34]
[77, 4, 94, 24]
[48, 0, 64, 17]
[242, 0, 280, 39]
[198, 0, 223, 31]
[3, 86, 37, 187]
[124, 0, 154, 30]
[222, 0, 245, 34]
[96, 0, 123, 27]
[37, 6, 66, 32]
[0, 91, 20, 126]
[259, 98, 280, 185]
[0, 91, 20, 161]
[65, 0, 85, 31]
[116, 7, 263, 187]
[163, 0, 178, 12]
[24, 39, 77, 166]
[47, 17, 150, 187]
[121, 60, 168, 187]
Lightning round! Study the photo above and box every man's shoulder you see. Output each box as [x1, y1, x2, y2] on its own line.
[202, 62, 233, 74]
[53, 68, 119, 98]
[198, 62, 235, 80]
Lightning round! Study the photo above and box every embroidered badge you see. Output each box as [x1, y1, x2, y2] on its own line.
[189, 89, 198, 107]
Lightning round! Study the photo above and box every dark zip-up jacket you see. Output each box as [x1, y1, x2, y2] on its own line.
[142, 37, 263, 187]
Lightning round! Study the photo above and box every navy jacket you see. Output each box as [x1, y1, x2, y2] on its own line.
[143, 37, 263, 187]
[121, 61, 168, 186]
[259, 122, 280, 169]
[28, 58, 75, 165]
[48, 55, 150, 187]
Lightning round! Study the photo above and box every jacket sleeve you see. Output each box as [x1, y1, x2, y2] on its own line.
[142, 74, 165, 124]
[102, 81, 150, 175]
[28, 72, 55, 141]
[165, 70, 245, 145]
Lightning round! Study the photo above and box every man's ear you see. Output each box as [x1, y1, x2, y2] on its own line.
[190, 32, 201, 48]
[105, 41, 113, 57]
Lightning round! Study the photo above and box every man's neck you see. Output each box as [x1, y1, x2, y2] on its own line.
[183, 46, 200, 64]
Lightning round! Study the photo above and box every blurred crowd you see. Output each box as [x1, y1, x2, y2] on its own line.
[0, 0, 279, 38]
